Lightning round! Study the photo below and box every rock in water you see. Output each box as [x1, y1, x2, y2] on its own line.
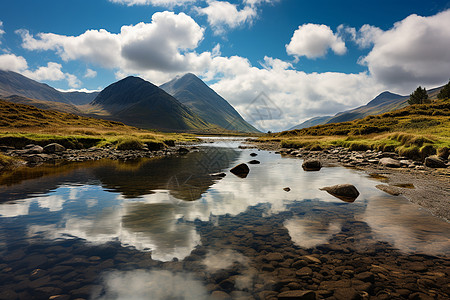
[177, 147, 190, 155]
[278, 290, 316, 300]
[379, 157, 401, 168]
[230, 163, 249, 178]
[320, 184, 360, 202]
[302, 159, 322, 171]
[248, 160, 260, 164]
[283, 187, 291, 192]
[424, 156, 447, 168]
[43, 143, 66, 153]
[250, 152, 258, 157]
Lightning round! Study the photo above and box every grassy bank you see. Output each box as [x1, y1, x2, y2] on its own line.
[0, 100, 199, 150]
[259, 99, 450, 160]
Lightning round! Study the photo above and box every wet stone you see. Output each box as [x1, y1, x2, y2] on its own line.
[211, 290, 232, 300]
[277, 290, 316, 300]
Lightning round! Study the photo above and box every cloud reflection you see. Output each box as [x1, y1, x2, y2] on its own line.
[285, 217, 342, 248]
[94, 270, 208, 300]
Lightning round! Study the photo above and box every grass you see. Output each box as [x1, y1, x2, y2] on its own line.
[259, 99, 450, 160]
[0, 153, 23, 170]
[0, 99, 199, 150]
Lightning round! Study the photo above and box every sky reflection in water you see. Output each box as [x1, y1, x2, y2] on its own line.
[0, 139, 449, 262]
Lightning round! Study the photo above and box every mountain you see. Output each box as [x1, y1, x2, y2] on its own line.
[287, 86, 444, 131]
[160, 73, 259, 133]
[90, 76, 212, 131]
[288, 116, 333, 130]
[0, 70, 98, 105]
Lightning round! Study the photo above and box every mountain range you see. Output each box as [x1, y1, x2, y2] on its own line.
[0, 70, 258, 133]
[288, 87, 443, 131]
[0, 70, 98, 105]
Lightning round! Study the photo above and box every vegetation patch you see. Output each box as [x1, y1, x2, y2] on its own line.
[261, 98, 450, 160]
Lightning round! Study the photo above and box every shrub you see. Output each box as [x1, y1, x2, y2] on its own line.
[115, 137, 144, 150]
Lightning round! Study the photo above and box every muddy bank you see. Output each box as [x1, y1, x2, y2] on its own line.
[252, 141, 450, 221]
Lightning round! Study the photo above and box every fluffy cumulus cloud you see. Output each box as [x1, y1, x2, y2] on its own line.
[17, 11, 208, 80]
[197, 1, 257, 34]
[22, 62, 81, 88]
[0, 54, 28, 72]
[209, 58, 383, 131]
[109, 0, 196, 6]
[286, 24, 347, 59]
[358, 9, 450, 91]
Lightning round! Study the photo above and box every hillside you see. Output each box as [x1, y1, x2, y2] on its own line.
[288, 116, 332, 130]
[0, 99, 197, 149]
[90, 76, 213, 132]
[0, 70, 98, 105]
[288, 86, 444, 131]
[161, 73, 259, 133]
[261, 99, 450, 159]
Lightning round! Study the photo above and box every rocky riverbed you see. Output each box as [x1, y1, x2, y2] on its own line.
[250, 142, 450, 222]
[0, 203, 448, 300]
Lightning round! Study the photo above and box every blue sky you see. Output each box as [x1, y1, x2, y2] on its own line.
[1, 0, 450, 131]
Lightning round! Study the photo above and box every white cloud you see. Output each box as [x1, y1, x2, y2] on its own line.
[0, 54, 28, 72]
[286, 23, 347, 59]
[22, 62, 81, 88]
[360, 9, 450, 92]
[84, 68, 97, 78]
[209, 59, 382, 131]
[17, 12, 206, 76]
[197, 1, 257, 35]
[23, 62, 66, 81]
[109, 0, 196, 6]
[56, 88, 100, 93]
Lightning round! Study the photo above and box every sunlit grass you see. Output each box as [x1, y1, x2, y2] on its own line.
[259, 99, 450, 159]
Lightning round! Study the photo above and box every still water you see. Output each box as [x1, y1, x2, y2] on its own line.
[0, 138, 449, 299]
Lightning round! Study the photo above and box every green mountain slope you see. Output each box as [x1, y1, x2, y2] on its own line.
[161, 73, 260, 133]
[90, 76, 213, 131]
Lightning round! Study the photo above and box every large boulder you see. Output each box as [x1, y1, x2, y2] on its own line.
[424, 156, 447, 168]
[379, 157, 401, 168]
[320, 184, 360, 202]
[230, 163, 250, 178]
[43, 143, 66, 154]
[302, 159, 322, 171]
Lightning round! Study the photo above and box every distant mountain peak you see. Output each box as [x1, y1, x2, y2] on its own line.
[160, 74, 260, 133]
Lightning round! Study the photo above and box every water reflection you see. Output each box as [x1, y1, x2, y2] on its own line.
[94, 270, 209, 300]
[0, 143, 449, 265]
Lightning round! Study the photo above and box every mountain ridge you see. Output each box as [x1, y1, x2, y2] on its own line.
[0, 70, 98, 105]
[287, 86, 444, 131]
[90, 76, 213, 131]
[161, 73, 260, 133]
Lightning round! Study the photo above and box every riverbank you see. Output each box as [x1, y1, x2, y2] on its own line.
[251, 141, 450, 222]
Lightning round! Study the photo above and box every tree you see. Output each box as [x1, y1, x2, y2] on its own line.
[408, 86, 428, 105]
[437, 79, 450, 100]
